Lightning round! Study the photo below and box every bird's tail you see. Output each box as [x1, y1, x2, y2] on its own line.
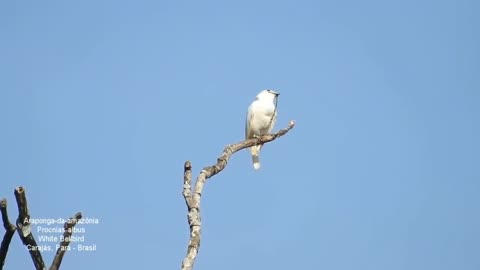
[250, 145, 261, 170]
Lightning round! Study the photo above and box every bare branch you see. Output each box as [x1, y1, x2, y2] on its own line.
[182, 161, 193, 208]
[49, 212, 82, 270]
[181, 161, 199, 270]
[0, 199, 16, 270]
[14, 187, 46, 270]
[181, 121, 295, 270]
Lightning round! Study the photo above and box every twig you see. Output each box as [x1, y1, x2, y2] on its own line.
[14, 187, 46, 270]
[181, 121, 295, 270]
[49, 212, 82, 270]
[0, 199, 16, 270]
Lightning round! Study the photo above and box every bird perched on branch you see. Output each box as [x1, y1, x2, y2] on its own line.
[245, 89, 280, 170]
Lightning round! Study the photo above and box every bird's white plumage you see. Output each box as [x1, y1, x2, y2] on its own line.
[245, 89, 279, 170]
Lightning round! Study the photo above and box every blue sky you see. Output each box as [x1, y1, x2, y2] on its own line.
[1, 0, 479, 269]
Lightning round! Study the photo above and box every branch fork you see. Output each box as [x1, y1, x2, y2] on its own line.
[181, 121, 295, 270]
[0, 187, 82, 270]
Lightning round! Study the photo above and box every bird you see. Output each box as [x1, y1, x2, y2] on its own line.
[245, 89, 280, 170]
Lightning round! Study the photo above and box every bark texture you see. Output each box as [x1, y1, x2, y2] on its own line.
[14, 187, 45, 270]
[0, 199, 16, 269]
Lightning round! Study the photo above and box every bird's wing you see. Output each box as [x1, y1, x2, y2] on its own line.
[245, 102, 256, 139]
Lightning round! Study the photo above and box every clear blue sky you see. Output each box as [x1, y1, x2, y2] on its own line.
[1, 0, 479, 269]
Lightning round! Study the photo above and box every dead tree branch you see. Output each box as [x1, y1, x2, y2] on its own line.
[1, 187, 83, 270]
[14, 187, 46, 270]
[49, 212, 82, 270]
[0, 199, 16, 270]
[181, 120, 295, 270]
